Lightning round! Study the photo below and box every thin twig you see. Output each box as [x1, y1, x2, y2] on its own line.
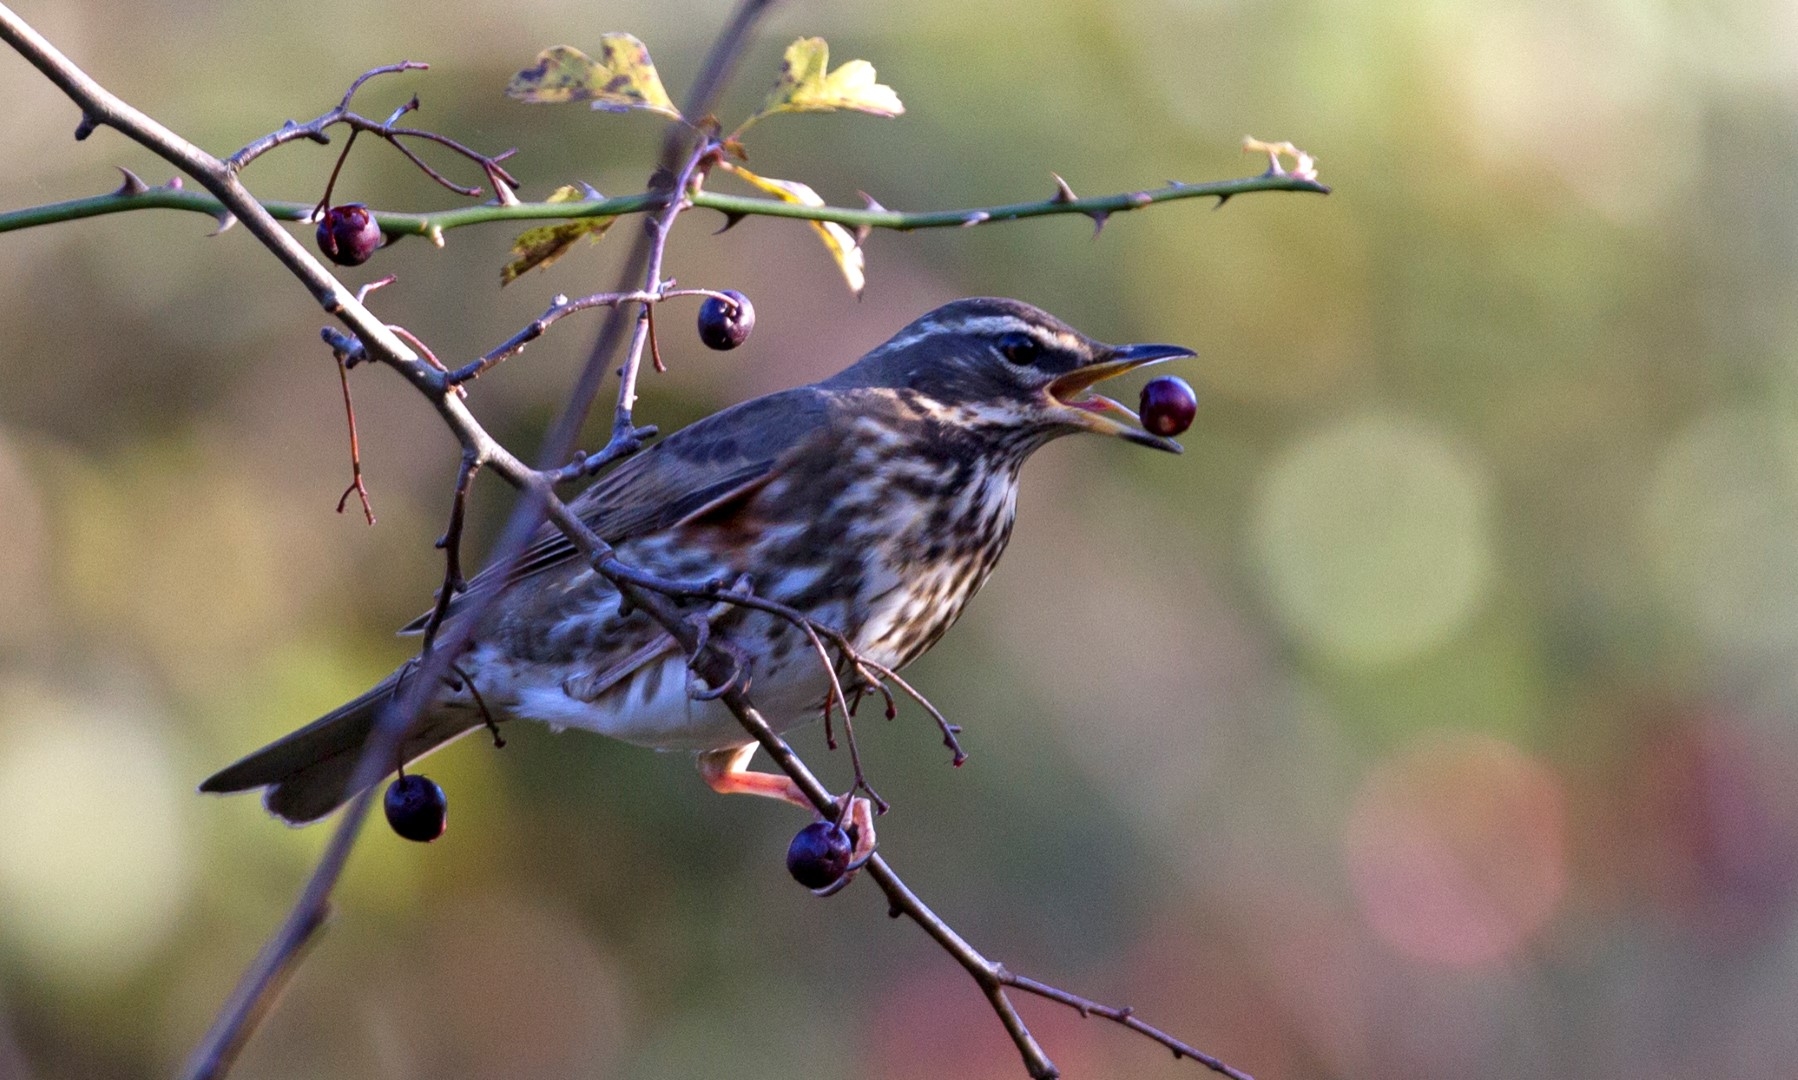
[1001, 971, 1253, 1080]
[311, 128, 360, 216]
[645, 299, 666, 373]
[545, 424, 660, 485]
[422, 452, 480, 655]
[331, 354, 375, 524]
[445, 286, 729, 385]
[448, 661, 504, 748]
[613, 141, 713, 422]
[852, 656, 968, 766]
[385, 324, 464, 398]
[339, 62, 427, 112]
[228, 61, 518, 199]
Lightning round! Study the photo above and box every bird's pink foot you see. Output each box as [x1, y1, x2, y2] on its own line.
[697, 744, 877, 877]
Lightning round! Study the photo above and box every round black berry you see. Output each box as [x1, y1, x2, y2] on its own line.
[786, 820, 853, 890]
[316, 203, 382, 267]
[1139, 375, 1197, 437]
[384, 773, 447, 842]
[697, 290, 755, 351]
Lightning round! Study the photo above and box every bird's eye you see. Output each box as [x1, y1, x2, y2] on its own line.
[996, 331, 1043, 366]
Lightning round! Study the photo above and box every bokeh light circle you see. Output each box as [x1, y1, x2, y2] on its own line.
[1344, 732, 1567, 967]
[0, 691, 194, 987]
[1643, 408, 1798, 657]
[1251, 413, 1496, 668]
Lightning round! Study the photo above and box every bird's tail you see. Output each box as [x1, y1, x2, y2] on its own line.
[199, 669, 485, 825]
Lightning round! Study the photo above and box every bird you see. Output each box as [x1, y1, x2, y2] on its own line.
[200, 297, 1192, 851]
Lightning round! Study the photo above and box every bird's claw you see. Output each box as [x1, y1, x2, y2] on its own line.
[686, 634, 751, 701]
[810, 795, 876, 896]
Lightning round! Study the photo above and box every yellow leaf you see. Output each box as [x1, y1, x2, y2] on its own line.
[505, 45, 595, 105]
[506, 35, 680, 119]
[500, 186, 615, 285]
[723, 164, 865, 296]
[742, 37, 903, 130]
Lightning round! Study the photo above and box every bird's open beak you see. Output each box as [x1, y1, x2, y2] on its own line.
[1046, 342, 1196, 453]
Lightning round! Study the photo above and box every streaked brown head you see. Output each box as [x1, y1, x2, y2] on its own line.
[823, 297, 1193, 454]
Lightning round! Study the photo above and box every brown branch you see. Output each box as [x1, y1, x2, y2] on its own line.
[1001, 971, 1253, 1079]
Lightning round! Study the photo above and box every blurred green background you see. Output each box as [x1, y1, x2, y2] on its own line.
[4, 0, 1798, 1076]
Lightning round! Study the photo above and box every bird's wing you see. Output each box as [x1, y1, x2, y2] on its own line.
[400, 387, 834, 634]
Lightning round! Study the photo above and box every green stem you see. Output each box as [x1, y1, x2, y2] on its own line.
[0, 171, 1326, 240]
[696, 172, 1327, 229]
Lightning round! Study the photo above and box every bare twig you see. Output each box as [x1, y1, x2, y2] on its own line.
[445, 286, 731, 385]
[645, 299, 667, 374]
[384, 324, 463, 397]
[546, 425, 660, 485]
[339, 62, 424, 112]
[331, 354, 375, 524]
[612, 142, 712, 421]
[1001, 971, 1253, 1080]
[421, 451, 481, 655]
[229, 61, 518, 199]
[448, 661, 504, 748]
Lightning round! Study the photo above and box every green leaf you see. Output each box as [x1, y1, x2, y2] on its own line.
[500, 186, 615, 285]
[741, 37, 903, 130]
[505, 35, 680, 118]
[723, 164, 865, 296]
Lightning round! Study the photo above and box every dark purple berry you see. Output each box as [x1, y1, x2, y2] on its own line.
[316, 203, 382, 267]
[786, 820, 852, 890]
[384, 773, 447, 842]
[1139, 375, 1197, 437]
[697, 290, 755, 350]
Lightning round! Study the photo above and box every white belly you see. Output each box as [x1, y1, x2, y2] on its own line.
[506, 650, 830, 752]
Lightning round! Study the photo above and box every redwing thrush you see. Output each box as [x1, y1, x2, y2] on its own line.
[202, 298, 1192, 837]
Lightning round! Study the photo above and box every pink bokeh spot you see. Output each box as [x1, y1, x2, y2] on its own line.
[1345, 732, 1569, 967]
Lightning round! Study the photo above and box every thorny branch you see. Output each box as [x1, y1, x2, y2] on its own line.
[0, 165, 1327, 241]
[0, 5, 1276, 1079]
